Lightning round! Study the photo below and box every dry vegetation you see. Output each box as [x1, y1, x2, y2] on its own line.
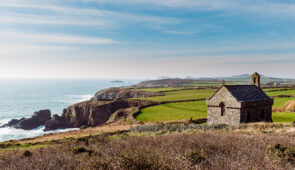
[273, 100, 295, 112]
[2, 124, 295, 169]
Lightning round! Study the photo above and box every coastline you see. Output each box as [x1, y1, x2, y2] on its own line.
[0, 79, 139, 142]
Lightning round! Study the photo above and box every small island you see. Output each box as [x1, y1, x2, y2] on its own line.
[110, 80, 125, 83]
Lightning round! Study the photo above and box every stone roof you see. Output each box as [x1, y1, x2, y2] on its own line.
[224, 85, 271, 102]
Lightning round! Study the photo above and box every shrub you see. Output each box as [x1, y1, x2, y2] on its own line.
[189, 118, 207, 124]
[186, 151, 206, 165]
[119, 147, 170, 169]
[23, 150, 32, 157]
[72, 147, 87, 154]
[267, 143, 295, 163]
[72, 147, 95, 156]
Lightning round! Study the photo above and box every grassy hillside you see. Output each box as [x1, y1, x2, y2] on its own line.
[137, 89, 215, 102]
[137, 101, 207, 122]
[135, 86, 295, 123]
[272, 112, 295, 123]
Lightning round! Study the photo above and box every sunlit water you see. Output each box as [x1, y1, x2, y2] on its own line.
[0, 79, 138, 142]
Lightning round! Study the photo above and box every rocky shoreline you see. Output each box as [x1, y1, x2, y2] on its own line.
[1, 109, 51, 130]
[1, 88, 158, 131]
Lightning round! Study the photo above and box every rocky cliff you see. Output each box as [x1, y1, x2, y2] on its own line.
[3, 88, 159, 131]
[92, 88, 162, 100]
[1, 110, 51, 130]
[44, 99, 156, 131]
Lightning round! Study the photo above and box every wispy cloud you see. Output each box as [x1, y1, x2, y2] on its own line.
[0, 1, 178, 28]
[164, 30, 196, 35]
[80, 0, 295, 18]
[0, 15, 107, 26]
[0, 31, 117, 45]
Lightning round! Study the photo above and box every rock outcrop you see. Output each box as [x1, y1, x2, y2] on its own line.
[1, 110, 51, 130]
[44, 114, 71, 131]
[92, 88, 162, 100]
[2, 88, 160, 131]
[44, 99, 156, 131]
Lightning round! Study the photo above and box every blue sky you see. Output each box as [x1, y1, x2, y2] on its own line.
[0, 0, 295, 79]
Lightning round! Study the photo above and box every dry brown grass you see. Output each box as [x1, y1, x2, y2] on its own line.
[15, 124, 136, 144]
[274, 100, 295, 112]
[1, 131, 295, 169]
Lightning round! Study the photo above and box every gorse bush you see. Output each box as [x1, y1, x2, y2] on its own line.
[72, 147, 87, 154]
[119, 147, 170, 170]
[267, 143, 295, 163]
[23, 150, 32, 157]
[186, 151, 206, 165]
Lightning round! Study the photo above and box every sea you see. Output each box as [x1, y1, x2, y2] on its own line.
[0, 79, 138, 142]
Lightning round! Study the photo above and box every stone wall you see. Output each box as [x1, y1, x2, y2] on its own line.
[207, 86, 242, 125]
[207, 106, 240, 125]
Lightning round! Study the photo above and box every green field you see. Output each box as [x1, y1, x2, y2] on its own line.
[181, 83, 221, 87]
[137, 87, 187, 92]
[138, 102, 295, 123]
[138, 89, 215, 102]
[136, 87, 295, 122]
[273, 97, 295, 108]
[263, 88, 290, 92]
[266, 89, 295, 96]
[136, 101, 207, 122]
[272, 112, 295, 123]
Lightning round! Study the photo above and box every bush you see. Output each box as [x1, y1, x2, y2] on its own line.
[189, 118, 207, 124]
[119, 147, 170, 169]
[72, 147, 95, 156]
[267, 143, 295, 163]
[72, 147, 87, 154]
[186, 151, 206, 165]
[23, 150, 32, 157]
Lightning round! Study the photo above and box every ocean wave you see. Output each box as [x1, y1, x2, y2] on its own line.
[0, 126, 78, 142]
[0, 118, 11, 126]
[67, 94, 93, 102]
[52, 94, 93, 104]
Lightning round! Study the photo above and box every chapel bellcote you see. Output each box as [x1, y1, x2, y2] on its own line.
[252, 72, 261, 88]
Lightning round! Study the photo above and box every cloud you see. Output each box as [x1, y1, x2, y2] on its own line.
[0, 44, 72, 57]
[79, 0, 295, 18]
[164, 30, 195, 35]
[0, 15, 107, 26]
[79, 0, 231, 9]
[0, 1, 178, 28]
[0, 31, 117, 45]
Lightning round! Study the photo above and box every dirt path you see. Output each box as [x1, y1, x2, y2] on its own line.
[15, 124, 141, 143]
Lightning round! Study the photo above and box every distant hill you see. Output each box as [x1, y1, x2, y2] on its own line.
[136, 74, 295, 87]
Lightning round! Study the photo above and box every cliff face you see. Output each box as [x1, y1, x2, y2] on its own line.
[92, 88, 162, 100]
[4, 88, 160, 131]
[44, 99, 156, 131]
[1, 110, 51, 130]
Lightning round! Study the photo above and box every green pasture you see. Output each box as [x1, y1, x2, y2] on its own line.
[181, 83, 221, 87]
[137, 87, 187, 92]
[138, 89, 215, 102]
[273, 97, 295, 108]
[266, 90, 295, 96]
[262, 88, 290, 92]
[136, 101, 207, 122]
[135, 87, 295, 123]
[137, 101, 295, 123]
[272, 112, 295, 123]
